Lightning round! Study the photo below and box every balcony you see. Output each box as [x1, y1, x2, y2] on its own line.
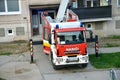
[71, 5, 112, 22]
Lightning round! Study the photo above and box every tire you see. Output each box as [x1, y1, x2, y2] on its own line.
[81, 63, 88, 68]
[44, 52, 49, 55]
[51, 53, 61, 70]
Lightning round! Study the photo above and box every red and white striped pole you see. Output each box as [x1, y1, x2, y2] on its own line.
[30, 39, 34, 63]
[95, 35, 99, 57]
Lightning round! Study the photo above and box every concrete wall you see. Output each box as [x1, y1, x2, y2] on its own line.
[89, 20, 120, 38]
[29, 0, 60, 5]
[112, 0, 120, 17]
[0, 0, 120, 42]
[0, 0, 61, 42]
[103, 0, 120, 37]
[90, 0, 120, 37]
[0, 0, 31, 42]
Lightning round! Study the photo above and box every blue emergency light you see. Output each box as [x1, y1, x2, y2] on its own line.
[80, 22, 83, 27]
[56, 24, 59, 29]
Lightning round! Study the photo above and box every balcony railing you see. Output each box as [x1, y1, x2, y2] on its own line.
[71, 5, 112, 20]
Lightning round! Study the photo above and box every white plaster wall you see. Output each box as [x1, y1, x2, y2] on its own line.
[0, 0, 31, 42]
[29, 0, 60, 5]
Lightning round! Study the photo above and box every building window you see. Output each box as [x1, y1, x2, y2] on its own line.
[0, 0, 21, 15]
[95, 22, 103, 30]
[93, 0, 99, 7]
[7, 29, 13, 35]
[0, 28, 5, 37]
[72, 0, 78, 8]
[0, 0, 5, 12]
[86, 0, 92, 7]
[116, 20, 120, 29]
[85, 0, 100, 7]
[76, 0, 111, 8]
[117, 0, 120, 7]
[77, 0, 84, 8]
[16, 27, 25, 35]
[100, 0, 109, 6]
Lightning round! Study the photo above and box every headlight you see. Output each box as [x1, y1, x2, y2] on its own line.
[82, 56, 88, 61]
[56, 57, 63, 62]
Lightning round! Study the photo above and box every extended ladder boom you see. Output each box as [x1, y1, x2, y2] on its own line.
[56, 0, 69, 22]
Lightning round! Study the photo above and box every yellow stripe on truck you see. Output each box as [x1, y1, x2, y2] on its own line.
[43, 40, 51, 47]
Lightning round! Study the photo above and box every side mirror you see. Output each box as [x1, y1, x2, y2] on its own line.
[52, 30, 55, 34]
[86, 30, 98, 42]
[53, 43, 56, 45]
[89, 30, 93, 39]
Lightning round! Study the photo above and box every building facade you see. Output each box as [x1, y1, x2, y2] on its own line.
[71, 0, 120, 37]
[0, 0, 120, 42]
[0, 0, 30, 42]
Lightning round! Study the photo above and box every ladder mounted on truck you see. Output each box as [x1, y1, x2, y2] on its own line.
[56, 0, 69, 22]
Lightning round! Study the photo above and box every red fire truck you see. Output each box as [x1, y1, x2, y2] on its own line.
[41, 0, 98, 70]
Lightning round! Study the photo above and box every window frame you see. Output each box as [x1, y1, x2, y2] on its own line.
[117, 0, 120, 7]
[0, 28, 5, 37]
[16, 27, 25, 36]
[72, 0, 78, 8]
[0, 0, 21, 15]
[7, 29, 13, 36]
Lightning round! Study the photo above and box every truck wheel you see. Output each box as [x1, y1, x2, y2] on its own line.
[51, 53, 61, 70]
[53, 63, 61, 70]
[45, 53, 49, 55]
[82, 63, 88, 68]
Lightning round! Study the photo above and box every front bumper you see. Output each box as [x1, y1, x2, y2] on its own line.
[53, 54, 89, 66]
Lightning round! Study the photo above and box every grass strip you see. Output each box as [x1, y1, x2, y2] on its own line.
[89, 52, 120, 69]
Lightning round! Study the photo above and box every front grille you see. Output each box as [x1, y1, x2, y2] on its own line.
[65, 50, 80, 56]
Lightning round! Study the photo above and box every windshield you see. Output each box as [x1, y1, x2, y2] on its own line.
[57, 31, 85, 44]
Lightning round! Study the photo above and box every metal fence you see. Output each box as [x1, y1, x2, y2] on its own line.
[110, 69, 120, 80]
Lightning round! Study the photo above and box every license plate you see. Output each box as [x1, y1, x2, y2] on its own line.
[67, 57, 79, 62]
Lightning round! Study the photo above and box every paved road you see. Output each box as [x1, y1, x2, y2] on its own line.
[0, 41, 120, 80]
[33, 44, 111, 80]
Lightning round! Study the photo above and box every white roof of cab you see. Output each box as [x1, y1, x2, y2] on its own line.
[50, 21, 81, 29]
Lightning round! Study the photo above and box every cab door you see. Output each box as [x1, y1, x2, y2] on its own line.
[42, 11, 55, 54]
[43, 27, 51, 54]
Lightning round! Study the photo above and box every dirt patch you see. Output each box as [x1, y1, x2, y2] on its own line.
[0, 41, 29, 55]
[99, 38, 120, 47]
[88, 37, 120, 48]
[15, 68, 31, 74]
[0, 36, 120, 55]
